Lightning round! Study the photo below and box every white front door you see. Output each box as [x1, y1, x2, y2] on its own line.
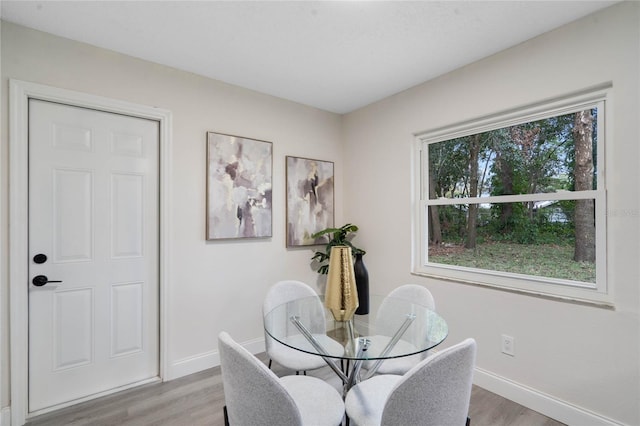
[28, 99, 160, 413]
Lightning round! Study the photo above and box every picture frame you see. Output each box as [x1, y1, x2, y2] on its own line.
[286, 156, 334, 247]
[206, 132, 273, 240]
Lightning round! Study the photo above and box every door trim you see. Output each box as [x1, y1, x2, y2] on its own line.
[9, 79, 172, 425]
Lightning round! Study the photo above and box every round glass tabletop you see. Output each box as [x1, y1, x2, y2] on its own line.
[264, 294, 448, 362]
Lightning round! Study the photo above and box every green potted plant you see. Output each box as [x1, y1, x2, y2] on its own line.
[310, 223, 365, 274]
[311, 223, 369, 314]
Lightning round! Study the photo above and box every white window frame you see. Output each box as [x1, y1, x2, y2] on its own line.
[412, 84, 611, 306]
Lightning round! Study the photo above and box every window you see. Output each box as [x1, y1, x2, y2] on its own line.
[413, 86, 610, 304]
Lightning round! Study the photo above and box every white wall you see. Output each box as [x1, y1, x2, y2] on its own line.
[0, 21, 343, 414]
[342, 2, 639, 425]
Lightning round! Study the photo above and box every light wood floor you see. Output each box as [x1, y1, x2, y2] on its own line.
[26, 353, 565, 426]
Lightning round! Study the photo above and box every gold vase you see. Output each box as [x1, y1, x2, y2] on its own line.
[324, 246, 359, 322]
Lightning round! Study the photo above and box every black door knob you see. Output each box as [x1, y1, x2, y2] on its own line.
[32, 275, 62, 287]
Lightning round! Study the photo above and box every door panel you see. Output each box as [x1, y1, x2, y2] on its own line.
[111, 173, 144, 257]
[54, 288, 93, 370]
[53, 168, 93, 261]
[111, 281, 144, 356]
[28, 99, 159, 413]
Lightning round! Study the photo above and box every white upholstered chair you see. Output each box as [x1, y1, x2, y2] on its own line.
[345, 338, 477, 426]
[365, 284, 436, 375]
[218, 331, 345, 426]
[263, 280, 344, 373]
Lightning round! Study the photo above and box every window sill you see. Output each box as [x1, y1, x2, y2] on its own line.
[411, 268, 615, 310]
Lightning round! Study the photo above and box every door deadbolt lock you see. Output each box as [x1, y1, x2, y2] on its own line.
[32, 275, 62, 287]
[33, 254, 48, 264]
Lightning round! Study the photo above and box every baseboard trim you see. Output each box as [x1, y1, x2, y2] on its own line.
[474, 367, 623, 426]
[4, 352, 624, 426]
[167, 338, 265, 380]
[163, 341, 625, 425]
[1, 407, 11, 426]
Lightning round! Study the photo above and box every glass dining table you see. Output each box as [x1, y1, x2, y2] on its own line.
[264, 294, 448, 394]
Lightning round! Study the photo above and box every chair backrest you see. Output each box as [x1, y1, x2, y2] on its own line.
[375, 284, 436, 341]
[387, 284, 435, 310]
[263, 280, 318, 314]
[218, 331, 302, 425]
[381, 338, 477, 426]
[263, 280, 326, 351]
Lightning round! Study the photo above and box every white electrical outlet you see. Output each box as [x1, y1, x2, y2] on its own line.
[501, 334, 515, 356]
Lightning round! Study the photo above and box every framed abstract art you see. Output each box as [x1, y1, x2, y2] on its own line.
[286, 156, 334, 247]
[206, 132, 272, 240]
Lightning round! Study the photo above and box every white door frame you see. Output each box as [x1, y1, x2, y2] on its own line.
[9, 79, 172, 426]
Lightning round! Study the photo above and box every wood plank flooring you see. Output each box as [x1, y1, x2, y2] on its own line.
[26, 353, 564, 426]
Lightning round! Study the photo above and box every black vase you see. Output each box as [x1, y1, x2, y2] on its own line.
[354, 253, 369, 315]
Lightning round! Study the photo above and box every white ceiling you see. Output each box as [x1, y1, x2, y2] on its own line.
[1, 1, 619, 113]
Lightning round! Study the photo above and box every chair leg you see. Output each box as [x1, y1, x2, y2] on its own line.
[466, 416, 471, 426]
[223, 406, 229, 426]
